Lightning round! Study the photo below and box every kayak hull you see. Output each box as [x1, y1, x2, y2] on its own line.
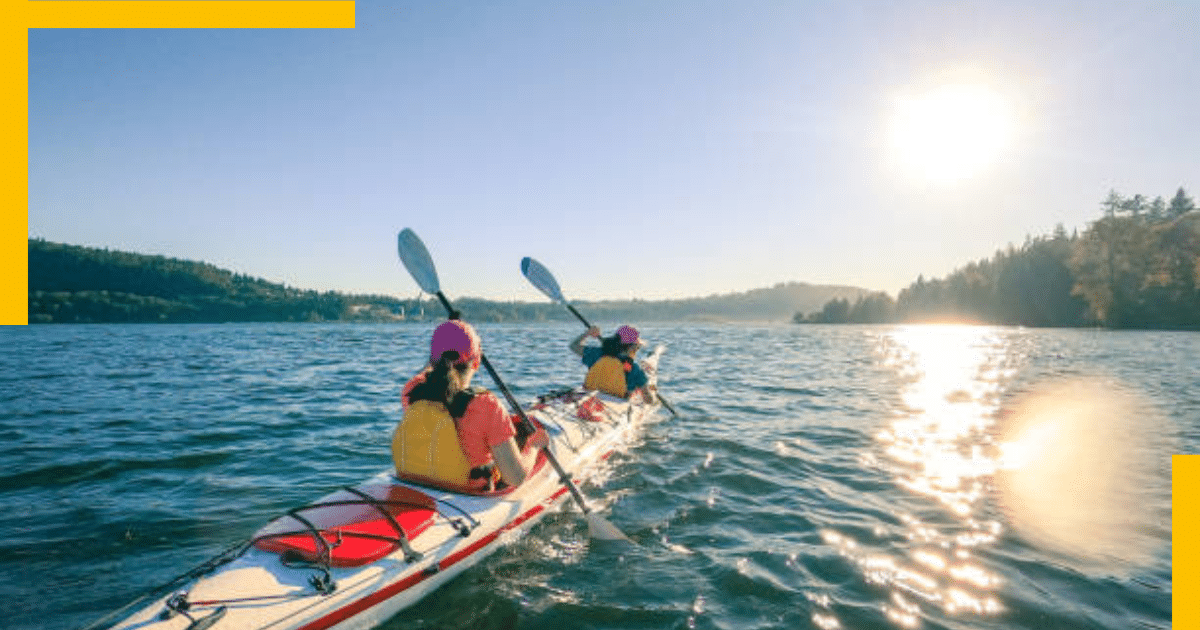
[105, 347, 664, 630]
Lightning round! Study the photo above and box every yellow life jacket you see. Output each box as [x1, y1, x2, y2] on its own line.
[584, 355, 628, 398]
[392, 399, 475, 490]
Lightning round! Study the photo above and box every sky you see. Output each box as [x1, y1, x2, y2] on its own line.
[27, 1, 1200, 301]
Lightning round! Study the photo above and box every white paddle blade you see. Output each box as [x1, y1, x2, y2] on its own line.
[520, 257, 566, 303]
[397, 229, 441, 294]
[586, 513, 632, 542]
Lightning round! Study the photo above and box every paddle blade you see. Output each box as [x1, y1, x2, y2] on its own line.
[586, 513, 632, 542]
[398, 229, 441, 294]
[520, 256, 566, 303]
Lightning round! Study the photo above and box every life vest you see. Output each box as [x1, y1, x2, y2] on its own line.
[392, 399, 481, 492]
[584, 355, 631, 398]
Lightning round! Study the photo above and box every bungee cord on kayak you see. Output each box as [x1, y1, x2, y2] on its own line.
[91, 386, 663, 629]
[89, 485, 494, 629]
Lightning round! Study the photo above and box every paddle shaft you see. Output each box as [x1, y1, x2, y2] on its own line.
[430, 291, 595, 515]
[564, 304, 593, 329]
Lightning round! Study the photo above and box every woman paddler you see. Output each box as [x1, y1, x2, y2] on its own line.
[569, 324, 652, 400]
[393, 319, 547, 493]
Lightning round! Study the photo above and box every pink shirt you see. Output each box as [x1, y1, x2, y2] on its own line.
[401, 372, 516, 468]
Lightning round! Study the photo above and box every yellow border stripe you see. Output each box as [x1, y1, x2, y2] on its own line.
[1177, 455, 1197, 626]
[23, 2, 356, 30]
[2, 26, 28, 326]
[6, 1, 354, 326]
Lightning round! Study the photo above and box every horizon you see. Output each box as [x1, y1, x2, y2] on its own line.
[27, 3, 1200, 303]
[30, 236, 874, 303]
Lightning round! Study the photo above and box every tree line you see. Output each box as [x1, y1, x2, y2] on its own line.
[28, 240, 411, 323]
[796, 188, 1200, 329]
[28, 240, 864, 324]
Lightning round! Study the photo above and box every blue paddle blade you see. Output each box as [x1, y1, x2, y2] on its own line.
[520, 256, 566, 303]
[397, 229, 441, 294]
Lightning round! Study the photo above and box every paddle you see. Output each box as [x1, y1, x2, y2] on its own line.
[520, 256, 679, 417]
[397, 229, 630, 542]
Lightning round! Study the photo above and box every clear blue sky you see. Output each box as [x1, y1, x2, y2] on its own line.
[28, 1, 1200, 301]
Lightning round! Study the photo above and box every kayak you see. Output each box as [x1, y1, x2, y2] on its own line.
[97, 346, 665, 630]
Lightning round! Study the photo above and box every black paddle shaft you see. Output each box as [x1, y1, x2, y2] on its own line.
[566, 304, 592, 329]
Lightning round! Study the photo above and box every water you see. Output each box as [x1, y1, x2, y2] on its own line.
[0, 322, 1186, 630]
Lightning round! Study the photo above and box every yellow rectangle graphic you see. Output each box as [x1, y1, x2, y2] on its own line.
[1177, 455, 1195, 626]
[23, 1, 356, 30]
[2, 27, 28, 326]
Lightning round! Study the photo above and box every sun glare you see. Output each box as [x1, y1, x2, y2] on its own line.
[887, 84, 1014, 184]
[994, 379, 1171, 570]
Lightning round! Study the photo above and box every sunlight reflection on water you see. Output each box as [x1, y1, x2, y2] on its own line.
[827, 325, 1010, 627]
[817, 324, 1172, 629]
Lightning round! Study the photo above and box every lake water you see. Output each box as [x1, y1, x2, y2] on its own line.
[0, 322, 1187, 630]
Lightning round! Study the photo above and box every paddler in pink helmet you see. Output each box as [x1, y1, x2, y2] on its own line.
[569, 324, 651, 400]
[393, 320, 548, 494]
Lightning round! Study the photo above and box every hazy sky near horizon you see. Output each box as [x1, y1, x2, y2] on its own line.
[28, 1, 1200, 301]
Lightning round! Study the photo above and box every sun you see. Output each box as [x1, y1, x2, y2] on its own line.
[887, 84, 1014, 185]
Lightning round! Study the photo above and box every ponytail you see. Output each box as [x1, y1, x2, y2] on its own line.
[406, 351, 475, 418]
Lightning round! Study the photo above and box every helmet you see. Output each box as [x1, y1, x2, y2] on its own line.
[430, 320, 481, 369]
[616, 325, 640, 346]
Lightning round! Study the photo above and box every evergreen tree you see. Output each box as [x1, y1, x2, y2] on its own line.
[1169, 187, 1196, 218]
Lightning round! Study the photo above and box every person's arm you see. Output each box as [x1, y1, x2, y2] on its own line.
[569, 325, 601, 357]
[491, 429, 548, 486]
[625, 361, 651, 400]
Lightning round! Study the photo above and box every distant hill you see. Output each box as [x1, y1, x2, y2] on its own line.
[568, 282, 871, 323]
[28, 239, 871, 324]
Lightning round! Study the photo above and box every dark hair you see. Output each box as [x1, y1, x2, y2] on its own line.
[601, 334, 636, 357]
[407, 352, 475, 418]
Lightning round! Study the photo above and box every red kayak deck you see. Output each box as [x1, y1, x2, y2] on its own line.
[252, 485, 437, 567]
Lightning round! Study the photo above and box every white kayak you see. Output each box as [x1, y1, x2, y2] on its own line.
[98, 346, 665, 630]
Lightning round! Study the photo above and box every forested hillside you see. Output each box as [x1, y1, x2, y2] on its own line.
[27, 240, 866, 324]
[28, 240, 409, 323]
[797, 188, 1200, 329]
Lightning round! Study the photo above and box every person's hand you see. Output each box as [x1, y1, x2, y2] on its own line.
[587, 325, 601, 338]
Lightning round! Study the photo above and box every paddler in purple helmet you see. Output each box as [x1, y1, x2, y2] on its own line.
[394, 320, 548, 494]
[569, 324, 651, 400]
